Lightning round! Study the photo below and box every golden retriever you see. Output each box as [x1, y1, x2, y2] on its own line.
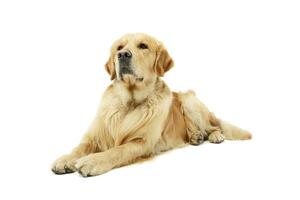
[52, 33, 252, 177]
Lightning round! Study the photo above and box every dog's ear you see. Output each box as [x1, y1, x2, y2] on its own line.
[105, 55, 116, 80]
[154, 44, 174, 76]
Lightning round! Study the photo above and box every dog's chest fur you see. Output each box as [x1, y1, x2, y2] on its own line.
[99, 80, 172, 146]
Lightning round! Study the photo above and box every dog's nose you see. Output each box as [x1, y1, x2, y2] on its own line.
[118, 50, 132, 59]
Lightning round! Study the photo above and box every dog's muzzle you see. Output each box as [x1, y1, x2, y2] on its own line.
[117, 50, 143, 82]
[118, 50, 133, 76]
[118, 50, 132, 60]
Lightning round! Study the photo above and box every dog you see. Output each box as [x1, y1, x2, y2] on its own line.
[52, 33, 252, 177]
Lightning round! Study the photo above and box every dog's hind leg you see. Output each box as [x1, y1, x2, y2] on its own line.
[177, 90, 225, 145]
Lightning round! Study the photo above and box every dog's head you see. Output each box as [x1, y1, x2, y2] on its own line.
[105, 33, 174, 85]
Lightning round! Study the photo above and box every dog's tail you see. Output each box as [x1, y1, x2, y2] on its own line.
[219, 120, 252, 140]
[209, 113, 252, 140]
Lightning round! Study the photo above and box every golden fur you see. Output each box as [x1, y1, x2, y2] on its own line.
[52, 33, 252, 177]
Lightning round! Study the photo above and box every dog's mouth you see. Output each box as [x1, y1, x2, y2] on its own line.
[120, 73, 144, 82]
[119, 65, 143, 82]
[135, 77, 144, 81]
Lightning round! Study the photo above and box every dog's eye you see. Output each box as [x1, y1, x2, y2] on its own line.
[117, 45, 123, 51]
[138, 43, 148, 49]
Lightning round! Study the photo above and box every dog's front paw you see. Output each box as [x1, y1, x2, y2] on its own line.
[52, 154, 78, 175]
[208, 131, 225, 144]
[75, 154, 112, 177]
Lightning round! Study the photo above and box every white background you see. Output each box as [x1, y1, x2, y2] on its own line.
[0, 0, 299, 199]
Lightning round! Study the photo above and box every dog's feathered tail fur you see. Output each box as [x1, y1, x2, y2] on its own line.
[220, 120, 252, 140]
[209, 112, 252, 140]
